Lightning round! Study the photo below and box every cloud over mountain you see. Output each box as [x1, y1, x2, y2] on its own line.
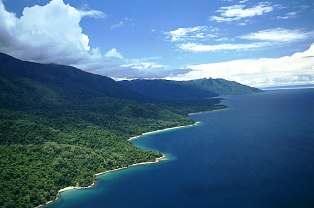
[1, 0, 313, 87]
[166, 44, 314, 87]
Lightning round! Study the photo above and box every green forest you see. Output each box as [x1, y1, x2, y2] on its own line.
[0, 53, 228, 208]
[0, 99, 225, 208]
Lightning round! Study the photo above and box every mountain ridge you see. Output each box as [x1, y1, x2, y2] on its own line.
[0, 52, 261, 106]
[0, 52, 145, 106]
[120, 78, 262, 102]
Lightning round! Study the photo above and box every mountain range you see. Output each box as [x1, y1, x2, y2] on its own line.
[0, 52, 261, 106]
[120, 78, 261, 102]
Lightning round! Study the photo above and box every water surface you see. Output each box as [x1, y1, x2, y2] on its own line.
[48, 89, 314, 208]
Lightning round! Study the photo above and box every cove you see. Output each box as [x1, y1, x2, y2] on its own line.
[47, 88, 314, 208]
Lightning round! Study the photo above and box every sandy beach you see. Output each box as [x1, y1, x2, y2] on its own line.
[188, 108, 227, 116]
[35, 155, 165, 208]
[35, 121, 198, 208]
[128, 121, 200, 141]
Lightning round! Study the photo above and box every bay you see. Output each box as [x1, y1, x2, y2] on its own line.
[48, 88, 314, 208]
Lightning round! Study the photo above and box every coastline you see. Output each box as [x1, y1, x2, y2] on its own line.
[36, 155, 166, 208]
[36, 121, 199, 208]
[128, 121, 200, 141]
[188, 108, 227, 116]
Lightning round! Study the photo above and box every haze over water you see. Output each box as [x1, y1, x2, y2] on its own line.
[48, 89, 314, 208]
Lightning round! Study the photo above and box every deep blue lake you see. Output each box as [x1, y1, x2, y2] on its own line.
[48, 89, 314, 208]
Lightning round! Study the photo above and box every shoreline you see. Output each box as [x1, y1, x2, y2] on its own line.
[36, 155, 166, 208]
[128, 121, 200, 141]
[188, 107, 227, 116]
[36, 121, 200, 208]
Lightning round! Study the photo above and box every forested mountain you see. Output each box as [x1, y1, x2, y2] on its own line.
[0, 53, 145, 108]
[120, 79, 218, 102]
[0, 53, 225, 208]
[182, 78, 262, 95]
[120, 78, 262, 102]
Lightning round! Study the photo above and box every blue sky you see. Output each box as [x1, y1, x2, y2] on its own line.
[0, 0, 313, 87]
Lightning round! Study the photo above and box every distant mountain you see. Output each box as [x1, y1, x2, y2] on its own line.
[0, 53, 144, 109]
[120, 78, 262, 102]
[120, 79, 218, 102]
[181, 78, 262, 95]
[0, 53, 261, 109]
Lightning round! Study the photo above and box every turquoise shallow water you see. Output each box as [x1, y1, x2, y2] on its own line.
[48, 89, 314, 208]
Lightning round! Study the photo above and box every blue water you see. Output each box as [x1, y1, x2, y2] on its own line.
[48, 89, 314, 208]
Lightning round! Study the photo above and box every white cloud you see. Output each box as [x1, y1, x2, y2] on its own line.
[166, 43, 314, 88]
[79, 10, 106, 18]
[177, 28, 313, 53]
[112, 56, 192, 79]
[0, 0, 179, 79]
[0, 0, 107, 67]
[121, 62, 166, 70]
[277, 12, 298, 19]
[0, 0, 176, 79]
[121, 56, 167, 70]
[239, 0, 249, 3]
[110, 17, 132, 29]
[239, 28, 314, 42]
[215, 37, 234, 42]
[105, 48, 124, 59]
[114, 59, 189, 79]
[276, 5, 311, 20]
[210, 2, 274, 23]
[179, 42, 268, 52]
[165, 26, 218, 42]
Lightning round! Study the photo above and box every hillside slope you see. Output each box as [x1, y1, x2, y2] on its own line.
[182, 78, 262, 95]
[0, 53, 223, 208]
[0, 53, 145, 108]
[120, 79, 218, 102]
[120, 78, 261, 102]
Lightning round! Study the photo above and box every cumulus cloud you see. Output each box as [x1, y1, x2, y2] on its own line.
[0, 0, 181, 79]
[0, 0, 106, 67]
[179, 42, 268, 52]
[166, 43, 314, 88]
[105, 48, 124, 59]
[210, 2, 274, 23]
[165, 26, 218, 42]
[240, 28, 314, 42]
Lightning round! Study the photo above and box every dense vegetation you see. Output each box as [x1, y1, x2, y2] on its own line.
[120, 79, 218, 101]
[181, 78, 262, 95]
[0, 53, 225, 208]
[120, 78, 262, 101]
[0, 105, 191, 207]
